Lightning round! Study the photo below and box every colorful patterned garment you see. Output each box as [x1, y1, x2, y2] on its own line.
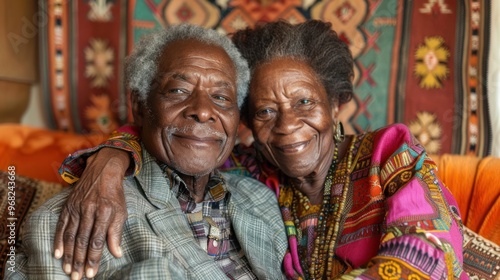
[59, 123, 467, 279]
[59, 126, 142, 185]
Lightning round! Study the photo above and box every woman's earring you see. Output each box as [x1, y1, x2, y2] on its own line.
[334, 121, 345, 143]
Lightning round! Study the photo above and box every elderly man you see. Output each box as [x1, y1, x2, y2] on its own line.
[7, 24, 287, 280]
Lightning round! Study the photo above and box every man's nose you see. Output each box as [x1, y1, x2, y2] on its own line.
[184, 90, 217, 123]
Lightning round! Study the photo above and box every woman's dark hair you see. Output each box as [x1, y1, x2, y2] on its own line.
[231, 20, 354, 119]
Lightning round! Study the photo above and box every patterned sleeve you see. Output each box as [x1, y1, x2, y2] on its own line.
[59, 124, 142, 184]
[345, 124, 467, 279]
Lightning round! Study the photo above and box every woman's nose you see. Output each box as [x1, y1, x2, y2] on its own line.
[272, 108, 302, 134]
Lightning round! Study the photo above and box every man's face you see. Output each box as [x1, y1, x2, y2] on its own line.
[134, 39, 240, 177]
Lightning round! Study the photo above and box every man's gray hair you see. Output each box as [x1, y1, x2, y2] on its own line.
[126, 24, 250, 109]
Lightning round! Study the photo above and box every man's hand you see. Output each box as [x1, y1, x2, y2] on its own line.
[54, 148, 130, 280]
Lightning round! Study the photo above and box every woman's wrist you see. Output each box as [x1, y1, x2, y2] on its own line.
[96, 147, 131, 173]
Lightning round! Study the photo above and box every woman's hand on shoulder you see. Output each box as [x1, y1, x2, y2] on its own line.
[54, 147, 129, 280]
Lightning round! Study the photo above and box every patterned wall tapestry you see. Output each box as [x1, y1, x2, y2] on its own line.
[40, 0, 492, 156]
[40, 0, 128, 134]
[395, 0, 492, 156]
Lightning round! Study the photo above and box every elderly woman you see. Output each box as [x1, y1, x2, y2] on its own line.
[56, 20, 466, 279]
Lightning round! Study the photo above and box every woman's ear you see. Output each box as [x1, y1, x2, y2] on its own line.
[131, 93, 145, 126]
[330, 99, 340, 121]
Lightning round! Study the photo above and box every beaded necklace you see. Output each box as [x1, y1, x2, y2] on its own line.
[288, 138, 356, 279]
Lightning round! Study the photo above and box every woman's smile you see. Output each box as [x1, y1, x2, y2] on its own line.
[274, 139, 311, 153]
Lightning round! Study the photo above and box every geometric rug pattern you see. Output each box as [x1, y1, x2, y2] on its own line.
[39, 0, 492, 156]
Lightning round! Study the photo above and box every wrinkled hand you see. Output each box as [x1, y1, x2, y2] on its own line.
[54, 148, 130, 280]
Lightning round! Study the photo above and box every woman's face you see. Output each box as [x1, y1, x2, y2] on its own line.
[247, 57, 337, 178]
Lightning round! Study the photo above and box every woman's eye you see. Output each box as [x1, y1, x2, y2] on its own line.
[296, 98, 316, 110]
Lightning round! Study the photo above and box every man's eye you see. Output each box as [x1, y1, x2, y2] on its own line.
[167, 88, 186, 94]
[213, 95, 229, 101]
[255, 108, 275, 120]
[211, 93, 237, 109]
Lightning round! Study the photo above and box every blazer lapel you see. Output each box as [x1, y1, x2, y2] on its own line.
[228, 199, 284, 279]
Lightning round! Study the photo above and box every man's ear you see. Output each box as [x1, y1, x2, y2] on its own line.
[131, 93, 145, 126]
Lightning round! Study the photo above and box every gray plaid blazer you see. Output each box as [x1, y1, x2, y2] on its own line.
[7, 150, 287, 279]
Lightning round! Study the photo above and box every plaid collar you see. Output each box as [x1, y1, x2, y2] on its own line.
[158, 162, 228, 204]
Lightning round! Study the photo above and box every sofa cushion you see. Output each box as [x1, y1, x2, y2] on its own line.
[0, 124, 108, 184]
[0, 170, 63, 278]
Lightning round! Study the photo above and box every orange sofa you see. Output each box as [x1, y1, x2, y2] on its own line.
[432, 154, 500, 246]
[1, 124, 500, 278]
[0, 124, 108, 184]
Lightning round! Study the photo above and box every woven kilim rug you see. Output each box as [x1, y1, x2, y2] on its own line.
[40, 0, 128, 134]
[40, 0, 492, 156]
[394, 0, 492, 156]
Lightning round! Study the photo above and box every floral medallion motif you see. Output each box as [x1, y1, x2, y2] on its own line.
[84, 94, 118, 134]
[84, 39, 114, 88]
[220, 0, 304, 33]
[414, 36, 450, 89]
[87, 0, 114, 22]
[378, 261, 402, 280]
[409, 111, 442, 154]
[158, 0, 220, 28]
